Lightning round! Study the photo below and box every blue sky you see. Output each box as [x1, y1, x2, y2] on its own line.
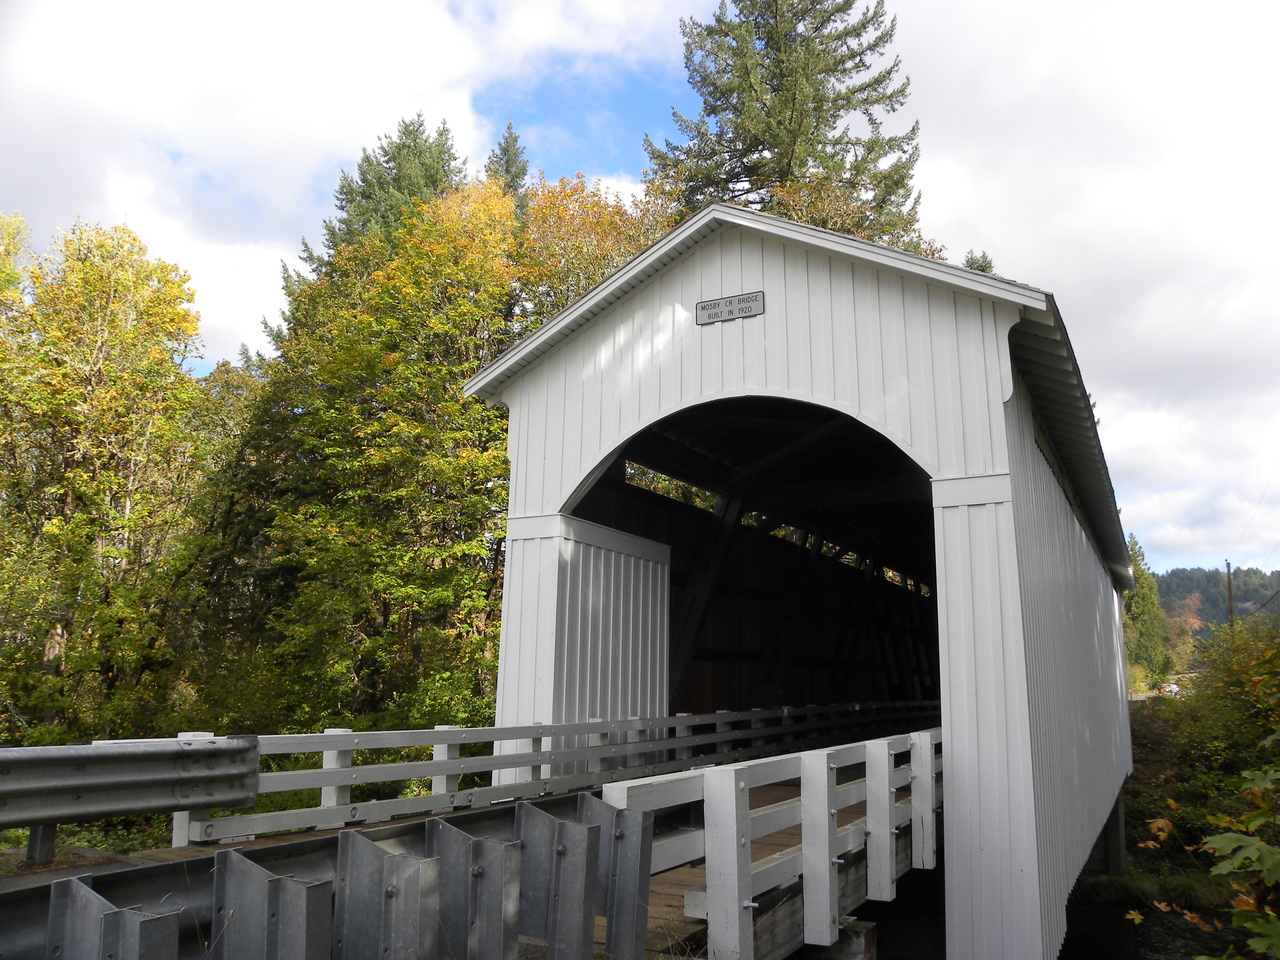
[2, 0, 1278, 576]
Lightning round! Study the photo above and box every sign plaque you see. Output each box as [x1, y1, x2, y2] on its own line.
[695, 291, 765, 325]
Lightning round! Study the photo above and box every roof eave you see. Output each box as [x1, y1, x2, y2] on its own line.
[1011, 295, 1133, 593]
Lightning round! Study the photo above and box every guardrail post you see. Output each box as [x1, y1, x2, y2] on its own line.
[704, 764, 754, 960]
[432, 725, 460, 800]
[171, 731, 214, 847]
[910, 730, 938, 869]
[27, 823, 57, 863]
[865, 738, 895, 900]
[801, 748, 839, 946]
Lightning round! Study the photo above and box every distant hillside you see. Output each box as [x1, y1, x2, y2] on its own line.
[1155, 566, 1280, 632]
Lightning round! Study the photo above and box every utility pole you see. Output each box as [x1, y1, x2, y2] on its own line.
[1226, 559, 1235, 636]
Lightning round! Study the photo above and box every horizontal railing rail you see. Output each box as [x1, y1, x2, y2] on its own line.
[602, 725, 944, 960]
[178, 700, 937, 845]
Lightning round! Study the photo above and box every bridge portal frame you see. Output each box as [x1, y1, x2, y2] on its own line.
[466, 204, 1132, 960]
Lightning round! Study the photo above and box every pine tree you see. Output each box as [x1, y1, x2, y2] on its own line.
[485, 122, 529, 198]
[1124, 534, 1173, 683]
[963, 250, 994, 274]
[309, 114, 463, 268]
[645, 0, 922, 244]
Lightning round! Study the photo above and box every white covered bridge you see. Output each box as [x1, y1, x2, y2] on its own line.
[465, 204, 1133, 960]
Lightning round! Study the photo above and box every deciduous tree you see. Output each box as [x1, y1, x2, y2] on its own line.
[0, 220, 202, 741]
[185, 182, 519, 732]
[517, 173, 678, 322]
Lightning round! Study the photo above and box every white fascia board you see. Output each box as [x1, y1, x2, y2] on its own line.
[464, 204, 1050, 402]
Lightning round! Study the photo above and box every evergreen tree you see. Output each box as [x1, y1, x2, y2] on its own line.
[1124, 533, 1173, 682]
[309, 115, 463, 268]
[645, 0, 923, 247]
[963, 250, 994, 273]
[485, 122, 529, 199]
[184, 184, 518, 733]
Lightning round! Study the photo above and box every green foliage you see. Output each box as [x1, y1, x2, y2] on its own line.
[1123, 613, 1280, 957]
[1128, 662, 1150, 694]
[1125, 534, 1173, 682]
[0, 219, 204, 743]
[0, 212, 27, 313]
[181, 182, 520, 734]
[312, 114, 463, 268]
[485, 121, 530, 219]
[1158, 567, 1280, 636]
[517, 173, 678, 323]
[963, 249, 994, 273]
[646, 0, 929, 250]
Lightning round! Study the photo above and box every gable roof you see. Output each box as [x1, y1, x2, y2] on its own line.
[465, 203, 1131, 591]
[465, 203, 1048, 401]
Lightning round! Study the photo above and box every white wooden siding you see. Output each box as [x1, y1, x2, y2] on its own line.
[1006, 375, 1132, 959]
[484, 214, 1127, 960]
[497, 226, 1022, 520]
[932, 486, 1043, 960]
[495, 515, 669, 729]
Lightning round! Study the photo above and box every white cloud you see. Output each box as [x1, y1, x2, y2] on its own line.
[2, 0, 1274, 573]
[896, 0, 1280, 572]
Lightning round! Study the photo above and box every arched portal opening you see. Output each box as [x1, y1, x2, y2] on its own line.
[568, 396, 939, 715]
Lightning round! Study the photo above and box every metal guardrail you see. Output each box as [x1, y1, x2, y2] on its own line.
[0, 735, 258, 862]
[4, 793, 652, 960]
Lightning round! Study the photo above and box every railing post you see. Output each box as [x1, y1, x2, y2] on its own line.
[801, 747, 839, 946]
[704, 764, 754, 960]
[910, 729, 938, 869]
[586, 718, 610, 777]
[539, 732, 553, 781]
[315, 727, 353, 829]
[432, 725, 460, 802]
[865, 738, 895, 900]
[674, 712, 693, 763]
[749, 707, 766, 753]
[171, 731, 215, 847]
[715, 709, 732, 758]
[626, 716, 642, 771]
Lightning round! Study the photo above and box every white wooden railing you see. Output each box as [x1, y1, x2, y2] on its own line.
[171, 701, 939, 845]
[603, 726, 944, 960]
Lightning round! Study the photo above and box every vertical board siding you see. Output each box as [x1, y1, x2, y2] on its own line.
[497, 518, 669, 727]
[934, 499, 1043, 960]
[1006, 375, 1131, 960]
[503, 226, 1017, 519]
[494, 536, 562, 727]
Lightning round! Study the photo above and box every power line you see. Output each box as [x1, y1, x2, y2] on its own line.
[1232, 453, 1280, 560]
[1255, 584, 1280, 616]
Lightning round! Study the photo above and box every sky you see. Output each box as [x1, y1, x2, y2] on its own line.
[1, 0, 1277, 576]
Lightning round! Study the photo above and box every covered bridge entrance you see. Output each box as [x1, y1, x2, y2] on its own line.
[572, 396, 938, 714]
[466, 204, 1133, 960]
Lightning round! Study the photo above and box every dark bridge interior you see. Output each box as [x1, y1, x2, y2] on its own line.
[571, 397, 941, 714]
